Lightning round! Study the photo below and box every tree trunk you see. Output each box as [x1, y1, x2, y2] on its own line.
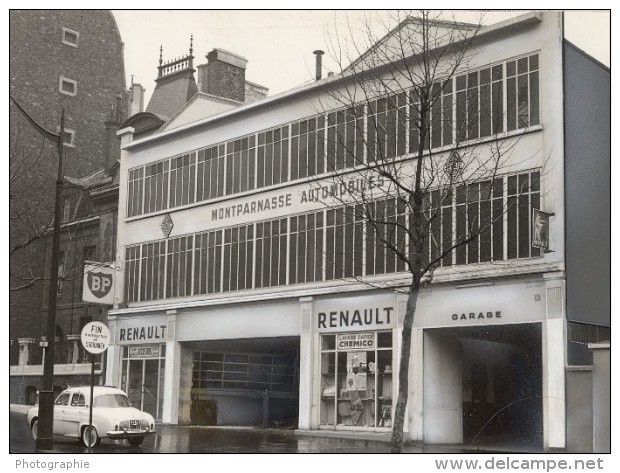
[390, 283, 420, 453]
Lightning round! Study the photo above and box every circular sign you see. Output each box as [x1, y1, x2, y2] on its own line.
[81, 322, 111, 354]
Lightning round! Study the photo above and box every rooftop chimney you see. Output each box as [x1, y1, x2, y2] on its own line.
[197, 48, 248, 102]
[314, 50, 324, 81]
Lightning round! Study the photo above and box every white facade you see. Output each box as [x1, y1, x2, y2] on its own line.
[110, 12, 571, 450]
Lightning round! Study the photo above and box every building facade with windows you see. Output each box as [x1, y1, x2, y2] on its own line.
[9, 10, 128, 403]
[108, 12, 609, 450]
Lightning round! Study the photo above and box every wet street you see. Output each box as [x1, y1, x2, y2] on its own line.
[10, 408, 468, 454]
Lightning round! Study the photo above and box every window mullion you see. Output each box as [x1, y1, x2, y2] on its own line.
[503, 61, 509, 135]
[503, 177, 508, 261]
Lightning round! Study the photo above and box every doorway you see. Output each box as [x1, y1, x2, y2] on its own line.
[189, 337, 299, 427]
[424, 324, 543, 450]
[121, 345, 166, 420]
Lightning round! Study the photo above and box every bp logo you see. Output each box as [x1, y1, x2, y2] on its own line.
[87, 271, 113, 298]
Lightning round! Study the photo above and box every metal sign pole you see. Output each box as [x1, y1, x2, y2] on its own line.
[35, 108, 65, 451]
[80, 321, 110, 450]
[88, 353, 95, 452]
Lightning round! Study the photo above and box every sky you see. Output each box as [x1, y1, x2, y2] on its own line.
[112, 9, 611, 105]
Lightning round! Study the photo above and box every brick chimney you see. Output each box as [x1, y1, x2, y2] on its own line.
[197, 48, 247, 102]
[104, 94, 125, 167]
[128, 79, 145, 117]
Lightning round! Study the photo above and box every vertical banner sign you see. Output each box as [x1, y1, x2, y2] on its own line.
[532, 209, 551, 251]
[82, 263, 115, 305]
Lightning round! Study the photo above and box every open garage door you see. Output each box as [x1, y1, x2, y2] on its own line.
[424, 323, 543, 450]
[188, 336, 299, 428]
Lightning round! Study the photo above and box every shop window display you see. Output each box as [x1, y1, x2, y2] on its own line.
[320, 331, 392, 429]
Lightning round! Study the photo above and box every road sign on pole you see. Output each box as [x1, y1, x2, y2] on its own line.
[80, 321, 110, 354]
[80, 322, 110, 451]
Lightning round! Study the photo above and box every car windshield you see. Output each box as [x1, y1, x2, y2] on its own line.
[93, 394, 131, 408]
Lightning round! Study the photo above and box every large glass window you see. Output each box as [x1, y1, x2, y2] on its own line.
[327, 108, 363, 170]
[325, 206, 363, 280]
[289, 211, 324, 284]
[125, 245, 141, 303]
[456, 63, 506, 143]
[165, 236, 193, 298]
[366, 199, 407, 275]
[140, 241, 166, 301]
[143, 161, 169, 214]
[194, 229, 223, 295]
[227, 136, 257, 194]
[507, 171, 541, 259]
[126, 54, 539, 219]
[222, 225, 254, 292]
[319, 331, 393, 428]
[127, 167, 144, 218]
[254, 219, 287, 289]
[507, 54, 540, 131]
[124, 170, 542, 303]
[169, 154, 196, 208]
[196, 145, 226, 201]
[259, 126, 289, 187]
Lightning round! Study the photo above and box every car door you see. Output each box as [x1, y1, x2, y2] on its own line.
[63, 392, 86, 437]
[53, 393, 70, 435]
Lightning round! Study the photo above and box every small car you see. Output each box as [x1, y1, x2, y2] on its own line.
[27, 386, 155, 447]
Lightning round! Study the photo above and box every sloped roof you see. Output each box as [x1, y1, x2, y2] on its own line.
[345, 15, 479, 73]
[145, 69, 198, 120]
[65, 168, 108, 187]
[123, 12, 542, 151]
[159, 92, 242, 132]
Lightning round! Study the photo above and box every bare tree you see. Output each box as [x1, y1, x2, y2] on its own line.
[10, 98, 91, 295]
[313, 10, 543, 452]
[9, 97, 59, 293]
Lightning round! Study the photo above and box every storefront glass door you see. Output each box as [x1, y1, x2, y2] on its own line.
[121, 345, 166, 421]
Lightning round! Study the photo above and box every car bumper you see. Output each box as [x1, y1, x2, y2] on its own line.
[106, 428, 155, 439]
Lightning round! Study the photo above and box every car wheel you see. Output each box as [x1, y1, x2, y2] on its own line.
[31, 419, 38, 441]
[81, 425, 101, 447]
[128, 436, 144, 447]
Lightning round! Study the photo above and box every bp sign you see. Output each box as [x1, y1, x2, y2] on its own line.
[81, 322, 111, 354]
[82, 264, 115, 305]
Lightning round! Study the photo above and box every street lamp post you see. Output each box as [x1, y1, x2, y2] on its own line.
[35, 109, 65, 451]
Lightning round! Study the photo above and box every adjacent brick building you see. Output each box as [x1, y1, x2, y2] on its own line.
[9, 10, 127, 402]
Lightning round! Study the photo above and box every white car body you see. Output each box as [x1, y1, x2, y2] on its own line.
[27, 386, 155, 447]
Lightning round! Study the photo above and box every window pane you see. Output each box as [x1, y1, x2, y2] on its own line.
[529, 71, 540, 126]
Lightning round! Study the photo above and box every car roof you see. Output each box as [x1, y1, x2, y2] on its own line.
[61, 386, 125, 396]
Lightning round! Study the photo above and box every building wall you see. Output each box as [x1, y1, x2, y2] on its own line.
[565, 367, 593, 452]
[112, 12, 571, 448]
[590, 343, 610, 453]
[40, 218, 100, 337]
[10, 9, 126, 357]
[563, 42, 611, 328]
[9, 10, 126, 178]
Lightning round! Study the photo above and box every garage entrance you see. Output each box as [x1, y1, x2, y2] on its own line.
[424, 323, 542, 450]
[189, 336, 299, 428]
